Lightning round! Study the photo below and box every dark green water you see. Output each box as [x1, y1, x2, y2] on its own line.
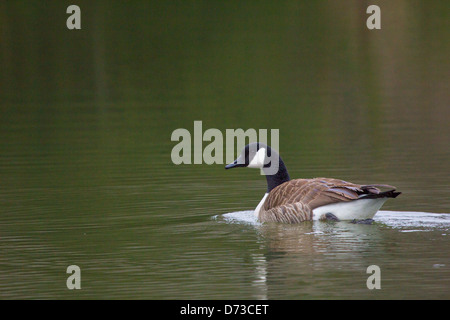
[0, 1, 449, 299]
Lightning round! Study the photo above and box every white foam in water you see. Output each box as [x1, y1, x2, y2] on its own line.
[217, 210, 450, 231]
[375, 210, 450, 231]
[215, 210, 260, 226]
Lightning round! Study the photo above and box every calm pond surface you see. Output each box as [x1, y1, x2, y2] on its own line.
[0, 1, 449, 299]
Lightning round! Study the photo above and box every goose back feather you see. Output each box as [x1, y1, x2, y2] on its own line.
[259, 178, 400, 223]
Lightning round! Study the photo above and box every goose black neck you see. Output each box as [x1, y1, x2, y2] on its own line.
[263, 157, 290, 192]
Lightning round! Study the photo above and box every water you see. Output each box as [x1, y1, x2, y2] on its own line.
[216, 210, 450, 299]
[0, 1, 449, 299]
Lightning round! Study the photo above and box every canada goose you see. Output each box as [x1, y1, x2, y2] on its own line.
[225, 143, 401, 223]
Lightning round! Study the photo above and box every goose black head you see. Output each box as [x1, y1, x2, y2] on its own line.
[225, 142, 270, 170]
[225, 142, 290, 192]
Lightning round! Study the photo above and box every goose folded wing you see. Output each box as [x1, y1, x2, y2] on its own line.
[264, 178, 397, 211]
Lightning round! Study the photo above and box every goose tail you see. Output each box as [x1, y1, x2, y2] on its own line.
[359, 189, 401, 200]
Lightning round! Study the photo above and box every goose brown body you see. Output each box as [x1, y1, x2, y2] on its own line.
[259, 178, 400, 223]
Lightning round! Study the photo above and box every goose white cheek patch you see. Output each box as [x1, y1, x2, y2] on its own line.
[248, 148, 266, 168]
[247, 147, 279, 175]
